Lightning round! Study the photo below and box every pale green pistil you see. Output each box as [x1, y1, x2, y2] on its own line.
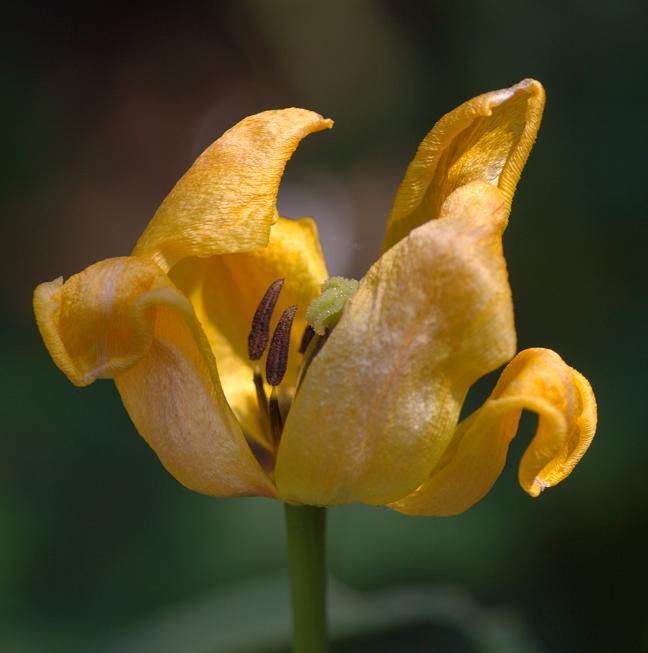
[306, 276, 359, 335]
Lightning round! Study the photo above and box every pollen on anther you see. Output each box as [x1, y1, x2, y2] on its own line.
[248, 278, 284, 361]
[266, 305, 298, 386]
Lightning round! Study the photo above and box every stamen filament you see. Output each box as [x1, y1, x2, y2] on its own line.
[299, 324, 316, 354]
[252, 364, 272, 438]
[269, 387, 284, 450]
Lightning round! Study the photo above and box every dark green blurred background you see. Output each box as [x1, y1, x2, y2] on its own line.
[2, 1, 647, 651]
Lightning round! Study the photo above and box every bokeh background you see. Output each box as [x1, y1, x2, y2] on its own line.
[3, 1, 647, 651]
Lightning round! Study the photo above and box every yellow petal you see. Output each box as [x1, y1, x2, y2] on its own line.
[34, 257, 165, 386]
[383, 79, 545, 251]
[276, 182, 516, 506]
[391, 348, 597, 516]
[132, 109, 333, 271]
[34, 257, 275, 497]
[169, 216, 328, 447]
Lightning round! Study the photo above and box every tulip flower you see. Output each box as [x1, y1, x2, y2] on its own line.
[34, 79, 596, 652]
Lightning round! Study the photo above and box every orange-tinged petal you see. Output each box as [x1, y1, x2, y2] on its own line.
[33, 257, 275, 497]
[34, 257, 165, 387]
[169, 216, 328, 447]
[391, 348, 597, 516]
[132, 109, 333, 271]
[383, 79, 545, 251]
[276, 182, 516, 506]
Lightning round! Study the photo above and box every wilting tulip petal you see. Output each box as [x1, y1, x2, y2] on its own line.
[34, 257, 275, 497]
[132, 109, 333, 271]
[276, 182, 516, 506]
[383, 79, 545, 251]
[169, 216, 328, 446]
[391, 348, 597, 516]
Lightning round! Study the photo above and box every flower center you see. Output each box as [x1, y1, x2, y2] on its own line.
[246, 276, 358, 460]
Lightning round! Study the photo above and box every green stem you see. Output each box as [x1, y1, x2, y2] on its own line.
[284, 504, 328, 653]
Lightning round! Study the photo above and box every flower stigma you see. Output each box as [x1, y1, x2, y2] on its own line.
[306, 277, 359, 336]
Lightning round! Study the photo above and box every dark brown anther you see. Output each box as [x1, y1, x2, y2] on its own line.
[248, 278, 284, 360]
[298, 324, 316, 354]
[266, 304, 298, 386]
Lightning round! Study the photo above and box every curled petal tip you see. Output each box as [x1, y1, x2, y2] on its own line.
[391, 348, 597, 516]
[133, 108, 333, 271]
[383, 77, 546, 251]
[33, 258, 166, 386]
[520, 360, 597, 497]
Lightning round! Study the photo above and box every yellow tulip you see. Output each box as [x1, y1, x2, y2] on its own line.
[34, 79, 596, 515]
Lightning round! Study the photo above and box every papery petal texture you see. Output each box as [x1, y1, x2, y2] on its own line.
[383, 79, 545, 251]
[132, 109, 333, 271]
[391, 348, 597, 516]
[34, 258, 274, 498]
[34, 257, 167, 386]
[276, 182, 516, 506]
[169, 216, 328, 446]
